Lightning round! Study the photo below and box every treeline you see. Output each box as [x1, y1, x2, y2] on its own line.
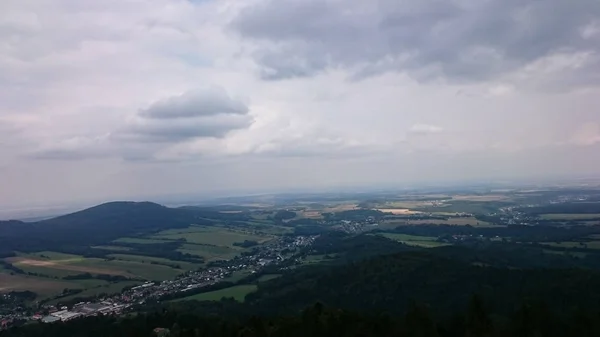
[305, 232, 414, 263]
[7, 300, 600, 337]
[62, 273, 135, 282]
[233, 240, 259, 248]
[0, 291, 37, 306]
[0, 260, 26, 274]
[323, 209, 386, 222]
[245, 251, 600, 318]
[387, 224, 600, 243]
[519, 202, 600, 215]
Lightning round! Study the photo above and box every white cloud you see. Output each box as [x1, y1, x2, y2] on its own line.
[0, 0, 600, 207]
[410, 124, 444, 134]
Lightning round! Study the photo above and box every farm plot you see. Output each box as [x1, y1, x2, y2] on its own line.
[6, 251, 185, 281]
[177, 244, 238, 261]
[151, 226, 272, 248]
[173, 285, 257, 302]
[0, 273, 82, 298]
[377, 233, 449, 248]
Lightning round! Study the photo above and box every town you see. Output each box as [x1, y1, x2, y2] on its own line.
[0, 235, 317, 330]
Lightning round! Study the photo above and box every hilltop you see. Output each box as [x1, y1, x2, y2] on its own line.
[0, 202, 210, 255]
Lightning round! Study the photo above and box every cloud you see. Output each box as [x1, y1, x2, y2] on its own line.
[231, 0, 600, 86]
[28, 87, 254, 161]
[126, 87, 253, 143]
[140, 87, 248, 119]
[571, 122, 600, 146]
[410, 124, 444, 134]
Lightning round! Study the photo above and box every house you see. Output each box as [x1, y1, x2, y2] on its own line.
[153, 327, 171, 337]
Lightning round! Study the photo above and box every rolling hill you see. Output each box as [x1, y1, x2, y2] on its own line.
[0, 202, 213, 255]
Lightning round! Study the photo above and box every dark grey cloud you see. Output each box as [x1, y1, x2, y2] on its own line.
[123, 114, 252, 143]
[231, 0, 600, 84]
[140, 87, 248, 119]
[123, 87, 253, 144]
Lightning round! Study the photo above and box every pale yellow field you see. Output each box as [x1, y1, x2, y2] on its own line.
[452, 195, 509, 201]
[322, 204, 358, 212]
[377, 208, 422, 215]
[300, 210, 323, 218]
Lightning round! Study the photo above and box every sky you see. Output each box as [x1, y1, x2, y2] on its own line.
[1, 0, 600, 208]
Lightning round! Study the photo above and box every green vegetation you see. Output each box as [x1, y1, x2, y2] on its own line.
[413, 200, 513, 214]
[223, 269, 254, 283]
[173, 284, 257, 302]
[540, 213, 600, 220]
[378, 233, 449, 248]
[177, 243, 238, 261]
[151, 225, 272, 248]
[257, 274, 281, 282]
[90, 245, 132, 252]
[541, 241, 600, 250]
[113, 237, 168, 244]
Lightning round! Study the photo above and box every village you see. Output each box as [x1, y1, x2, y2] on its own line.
[0, 235, 317, 330]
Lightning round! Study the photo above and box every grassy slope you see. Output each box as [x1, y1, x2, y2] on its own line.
[173, 285, 257, 302]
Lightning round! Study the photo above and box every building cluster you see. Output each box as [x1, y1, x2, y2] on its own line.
[0, 235, 318, 330]
[39, 301, 129, 323]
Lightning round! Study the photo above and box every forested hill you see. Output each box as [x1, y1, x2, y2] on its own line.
[0, 202, 250, 255]
[244, 251, 600, 317]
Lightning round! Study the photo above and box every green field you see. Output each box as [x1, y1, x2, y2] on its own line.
[540, 214, 600, 220]
[108, 254, 200, 271]
[177, 243, 238, 261]
[151, 226, 272, 248]
[7, 251, 186, 281]
[173, 285, 257, 302]
[257, 274, 281, 282]
[47, 280, 142, 305]
[0, 273, 84, 299]
[223, 269, 254, 283]
[378, 233, 450, 248]
[113, 237, 169, 244]
[91, 245, 133, 252]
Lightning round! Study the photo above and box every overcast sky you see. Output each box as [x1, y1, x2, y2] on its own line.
[1, 0, 600, 208]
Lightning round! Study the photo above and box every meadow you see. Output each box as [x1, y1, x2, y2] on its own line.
[6, 251, 187, 281]
[150, 225, 272, 247]
[377, 233, 450, 248]
[173, 284, 257, 302]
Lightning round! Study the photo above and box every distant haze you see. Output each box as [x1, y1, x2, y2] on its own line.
[1, 0, 599, 208]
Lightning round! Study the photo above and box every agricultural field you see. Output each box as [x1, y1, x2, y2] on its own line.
[177, 243, 239, 261]
[107, 254, 199, 271]
[223, 269, 253, 283]
[405, 217, 495, 227]
[150, 225, 272, 248]
[5, 251, 186, 281]
[113, 237, 168, 244]
[91, 245, 133, 252]
[257, 274, 281, 283]
[46, 281, 142, 305]
[377, 233, 449, 248]
[0, 273, 79, 298]
[173, 285, 257, 302]
[452, 195, 510, 202]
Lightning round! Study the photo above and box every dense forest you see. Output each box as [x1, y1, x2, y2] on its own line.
[5, 297, 600, 336]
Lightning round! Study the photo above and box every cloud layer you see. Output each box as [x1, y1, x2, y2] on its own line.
[0, 0, 599, 208]
[232, 0, 600, 85]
